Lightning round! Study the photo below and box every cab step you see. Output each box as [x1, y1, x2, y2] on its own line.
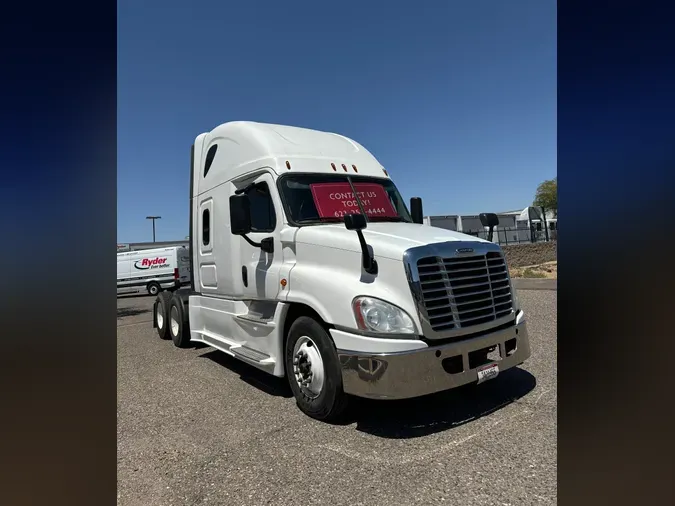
[230, 345, 275, 373]
[235, 301, 277, 327]
[234, 314, 276, 327]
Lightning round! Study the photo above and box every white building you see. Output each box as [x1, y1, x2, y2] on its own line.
[424, 206, 557, 245]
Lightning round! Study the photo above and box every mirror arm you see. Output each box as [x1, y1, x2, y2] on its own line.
[241, 235, 274, 253]
[343, 213, 377, 275]
[241, 234, 262, 248]
[356, 230, 378, 275]
[235, 182, 257, 195]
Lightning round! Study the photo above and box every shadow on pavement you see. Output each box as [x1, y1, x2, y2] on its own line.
[117, 293, 153, 299]
[346, 367, 537, 439]
[199, 345, 536, 436]
[199, 349, 293, 398]
[117, 307, 151, 318]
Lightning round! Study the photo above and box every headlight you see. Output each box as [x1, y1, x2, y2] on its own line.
[352, 296, 416, 334]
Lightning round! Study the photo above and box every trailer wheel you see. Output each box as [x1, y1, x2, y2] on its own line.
[154, 292, 172, 340]
[147, 282, 161, 296]
[285, 317, 349, 422]
[168, 296, 191, 348]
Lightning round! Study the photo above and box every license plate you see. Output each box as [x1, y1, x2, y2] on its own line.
[477, 363, 499, 384]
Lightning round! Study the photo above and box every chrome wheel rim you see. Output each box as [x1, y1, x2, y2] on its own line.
[292, 336, 325, 399]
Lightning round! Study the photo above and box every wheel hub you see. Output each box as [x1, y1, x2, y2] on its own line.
[292, 336, 325, 399]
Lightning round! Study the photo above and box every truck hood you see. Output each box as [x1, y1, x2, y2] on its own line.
[294, 222, 490, 260]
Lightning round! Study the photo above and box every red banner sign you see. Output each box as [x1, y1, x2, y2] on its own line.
[310, 182, 398, 219]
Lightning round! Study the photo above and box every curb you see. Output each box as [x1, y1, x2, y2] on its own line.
[512, 278, 557, 291]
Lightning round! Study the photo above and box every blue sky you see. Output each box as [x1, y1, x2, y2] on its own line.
[118, 0, 556, 243]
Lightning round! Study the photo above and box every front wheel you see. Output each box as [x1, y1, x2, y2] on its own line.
[285, 317, 349, 422]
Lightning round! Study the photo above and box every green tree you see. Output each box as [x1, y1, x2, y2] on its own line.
[533, 177, 557, 216]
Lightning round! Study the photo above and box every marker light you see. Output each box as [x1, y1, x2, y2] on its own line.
[352, 297, 416, 334]
[285, 160, 291, 170]
[352, 165, 358, 172]
[331, 163, 337, 171]
[342, 164, 348, 172]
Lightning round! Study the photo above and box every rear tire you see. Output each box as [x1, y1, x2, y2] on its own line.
[285, 317, 349, 422]
[154, 292, 172, 340]
[147, 282, 161, 296]
[168, 296, 191, 348]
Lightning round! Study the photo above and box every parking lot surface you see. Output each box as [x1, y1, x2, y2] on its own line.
[117, 289, 557, 506]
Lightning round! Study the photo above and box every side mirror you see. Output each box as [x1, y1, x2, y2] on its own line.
[479, 213, 499, 227]
[344, 213, 367, 231]
[410, 197, 424, 224]
[230, 194, 252, 235]
[479, 213, 499, 242]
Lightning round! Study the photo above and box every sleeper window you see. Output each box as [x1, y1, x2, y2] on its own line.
[246, 183, 276, 232]
[202, 209, 210, 245]
[204, 145, 218, 177]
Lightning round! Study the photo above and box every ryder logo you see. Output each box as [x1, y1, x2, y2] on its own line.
[134, 257, 168, 270]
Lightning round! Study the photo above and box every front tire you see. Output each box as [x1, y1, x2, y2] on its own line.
[285, 317, 349, 422]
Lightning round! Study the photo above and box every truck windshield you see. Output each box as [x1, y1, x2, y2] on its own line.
[278, 174, 413, 225]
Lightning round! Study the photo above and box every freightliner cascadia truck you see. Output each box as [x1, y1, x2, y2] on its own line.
[152, 121, 531, 422]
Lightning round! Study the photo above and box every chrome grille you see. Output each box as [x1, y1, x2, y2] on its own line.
[416, 251, 513, 332]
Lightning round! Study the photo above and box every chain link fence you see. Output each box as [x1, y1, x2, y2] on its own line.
[463, 224, 557, 245]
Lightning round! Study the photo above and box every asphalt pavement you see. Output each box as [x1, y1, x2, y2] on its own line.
[512, 278, 556, 291]
[117, 288, 557, 506]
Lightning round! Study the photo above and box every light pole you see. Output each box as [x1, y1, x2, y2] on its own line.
[146, 216, 161, 242]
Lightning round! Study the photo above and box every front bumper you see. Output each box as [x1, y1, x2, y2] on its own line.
[336, 312, 531, 400]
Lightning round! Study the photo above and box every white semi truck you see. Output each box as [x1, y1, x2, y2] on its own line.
[153, 121, 531, 422]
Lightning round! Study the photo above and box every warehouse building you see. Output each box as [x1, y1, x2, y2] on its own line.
[117, 239, 189, 252]
[424, 207, 557, 245]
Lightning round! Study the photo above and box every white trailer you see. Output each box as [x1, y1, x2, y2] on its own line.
[152, 121, 531, 422]
[117, 246, 190, 296]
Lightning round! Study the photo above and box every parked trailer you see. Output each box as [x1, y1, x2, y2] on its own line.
[118, 246, 190, 296]
[153, 121, 531, 422]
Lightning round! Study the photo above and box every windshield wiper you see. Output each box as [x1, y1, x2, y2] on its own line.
[346, 176, 369, 223]
[295, 217, 341, 224]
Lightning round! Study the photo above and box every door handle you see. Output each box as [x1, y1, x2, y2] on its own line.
[242, 266, 248, 287]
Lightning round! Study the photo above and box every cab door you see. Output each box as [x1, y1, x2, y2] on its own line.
[235, 172, 283, 301]
[177, 247, 191, 286]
